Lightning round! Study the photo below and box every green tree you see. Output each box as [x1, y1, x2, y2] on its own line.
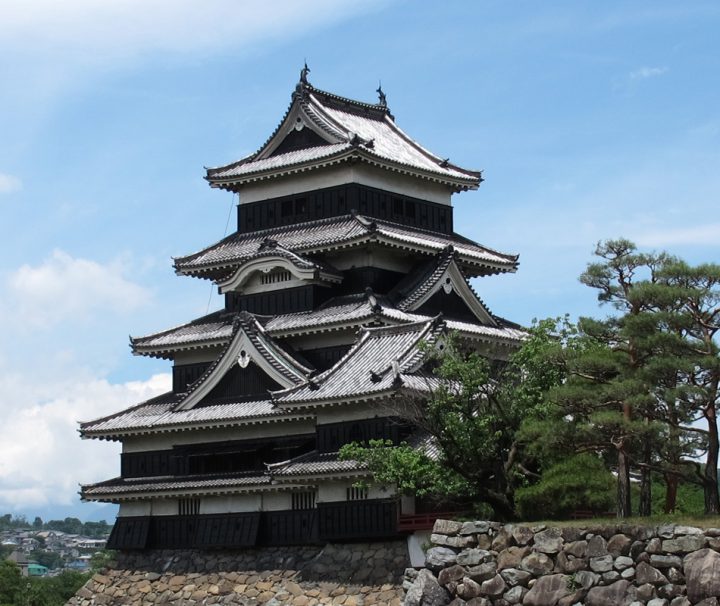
[515, 453, 615, 520]
[342, 322, 570, 520]
[535, 240, 718, 517]
[0, 560, 22, 605]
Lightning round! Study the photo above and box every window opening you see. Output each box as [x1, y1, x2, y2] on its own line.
[347, 486, 369, 501]
[292, 491, 317, 510]
[179, 498, 200, 516]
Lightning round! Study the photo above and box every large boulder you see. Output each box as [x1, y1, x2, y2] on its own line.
[496, 546, 530, 570]
[499, 568, 532, 587]
[520, 552, 554, 576]
[607, 534, 632, 556]
[438, 565, 467, 586]
[662, 535, 706, 554]
[534, 528, 564, 554]
[523, 574, 571, 606]
[479, 574, 506, 598]
[457, 549, 492, 567]
[683, 548, 720, 603]
[465, 563, 497, 584]
[405, 569, 452, 606]
[426, 547, 459, 572]
[434, 520, 464, 536]
[585, 580, 635, 606]
[587, 535, 609, 557]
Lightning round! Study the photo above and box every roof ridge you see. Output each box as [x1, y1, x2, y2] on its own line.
[306, 85, 391, 116]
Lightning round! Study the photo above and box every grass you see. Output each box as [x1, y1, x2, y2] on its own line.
[513, 514, 720, 529]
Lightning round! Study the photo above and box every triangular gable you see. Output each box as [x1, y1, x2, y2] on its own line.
[397, 250, 497, 326]
[176, 313, 311, 411]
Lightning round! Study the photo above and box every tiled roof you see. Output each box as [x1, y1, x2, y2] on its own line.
[206, 83, 481, 190]
[173, 213, 517, 279]
[269, 451, 366, 477]
[131, 310, 235, 358]
[81, 473, 272, 501]
[79, 392, 311, 439]
[275, 319, 444, 405]
[130, 288, 526, 359]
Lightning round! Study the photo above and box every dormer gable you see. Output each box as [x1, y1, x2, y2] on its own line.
[175, 313, 312, 411]
[217, 239, 342, 295]
[393, 247, 498, 326]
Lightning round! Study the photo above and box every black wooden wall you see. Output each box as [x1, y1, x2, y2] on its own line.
[238, 184, 453, 234]
[107, 500, 398, 549]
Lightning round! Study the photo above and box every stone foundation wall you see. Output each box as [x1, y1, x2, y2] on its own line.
[403, 520, 720, 606]
[67, 541, 408, 606]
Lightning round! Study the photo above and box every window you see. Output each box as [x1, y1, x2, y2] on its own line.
[346, 486, 369, 501]
[292, 491, 316, 510]
[260, 270, 292, 285]
[178, 498, 200, 516]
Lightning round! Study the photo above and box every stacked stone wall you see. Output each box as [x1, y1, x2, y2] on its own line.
[67, 541, 408, 605]
[404, 520, 720, 606]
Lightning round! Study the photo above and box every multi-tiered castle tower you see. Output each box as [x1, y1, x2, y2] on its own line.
[80, 71, 523, 550]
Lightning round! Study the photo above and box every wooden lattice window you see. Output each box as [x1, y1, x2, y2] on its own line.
[178, 498, 200, 516]
[346, 486, 369, 501]
[260, 270, 292, 285]
[291, 491, 316, 510]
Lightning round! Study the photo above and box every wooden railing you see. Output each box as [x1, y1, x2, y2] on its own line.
[397, 512, 463, 532]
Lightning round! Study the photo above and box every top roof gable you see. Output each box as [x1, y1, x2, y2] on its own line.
[205, 77, 482, 191]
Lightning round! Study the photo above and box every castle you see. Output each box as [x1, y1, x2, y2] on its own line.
[80, 69, 523, 549]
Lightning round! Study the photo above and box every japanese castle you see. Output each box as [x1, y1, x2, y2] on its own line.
[80, 69, 524, 550]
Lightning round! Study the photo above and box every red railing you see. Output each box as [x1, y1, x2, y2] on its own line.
[397, 512, 464, 532]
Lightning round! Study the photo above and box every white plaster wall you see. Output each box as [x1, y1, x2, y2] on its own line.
[118, 502, 151, 517]
[122, 421, 315, 453]
[400, 495, 416, 515]
[199, 494, 261, 514]
[261, 492, 292, 511]
[150, 499, 178, 516]
[368, 484, 395, 499]
[173, 348, 223, 366]
[239, 164, 453, 206]
[317, 482, 347, 503]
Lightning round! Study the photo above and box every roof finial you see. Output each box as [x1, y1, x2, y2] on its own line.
[376, 82, 387, 107]
[300, 61, 311, 85]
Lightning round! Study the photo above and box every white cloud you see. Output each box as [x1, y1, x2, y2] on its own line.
[635, 223, 720, 247]
[0, 173, 22, 194]
[0, 0, 386, 64]
[629, 66, 668, 80]
[5, 249, 151, 328]
[0, 372, 171, 509]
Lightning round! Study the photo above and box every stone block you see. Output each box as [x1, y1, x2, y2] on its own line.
[523, 574, 571, 606]
[684, 548, 720, 603]
[534, 528, 564, 554]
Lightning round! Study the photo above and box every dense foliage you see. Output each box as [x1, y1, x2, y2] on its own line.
[0, 561, 89, 606]
[515, 454, 615, 520]
[342, 239, 720, 520]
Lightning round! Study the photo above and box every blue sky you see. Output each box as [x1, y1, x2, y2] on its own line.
[0, 1, 718, 521]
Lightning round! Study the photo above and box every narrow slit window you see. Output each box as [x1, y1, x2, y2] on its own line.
[178, 498, 200, 516]
[346, 486, 369, 501]
[292, 491, 316, 510]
